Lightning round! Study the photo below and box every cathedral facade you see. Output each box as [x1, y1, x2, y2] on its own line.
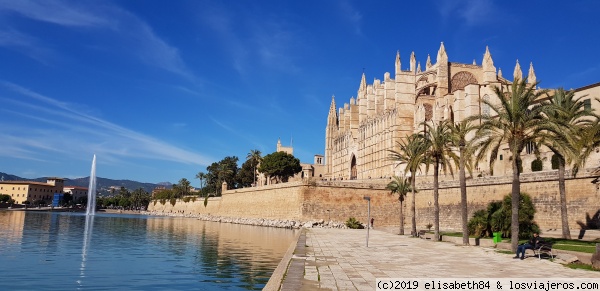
[324, 43, 600, 180]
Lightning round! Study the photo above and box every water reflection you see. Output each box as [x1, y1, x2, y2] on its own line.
[0, 211, 297, 290]
[145, 217, 298, 289]
[78, 214, 94, 288]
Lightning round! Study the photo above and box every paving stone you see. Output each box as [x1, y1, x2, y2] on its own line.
[280, 228, 600, 290]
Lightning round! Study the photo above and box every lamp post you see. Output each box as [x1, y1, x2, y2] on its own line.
[363, 196, 371, 247]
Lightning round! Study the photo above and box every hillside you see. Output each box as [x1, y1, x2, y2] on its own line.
[0, 172, 168, 195]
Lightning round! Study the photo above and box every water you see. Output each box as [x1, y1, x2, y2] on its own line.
[0, 211, 297, 290]
[86, 154, 96, 216]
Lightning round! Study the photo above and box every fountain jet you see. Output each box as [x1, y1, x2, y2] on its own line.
[86, 154, 97, 216]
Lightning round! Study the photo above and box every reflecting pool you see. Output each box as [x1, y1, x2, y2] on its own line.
[0, 210, 297, 290]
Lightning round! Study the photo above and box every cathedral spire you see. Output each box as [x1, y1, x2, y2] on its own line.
[498, 68, 503, 78]
[395, 51, 401, 75]
[360, 72, 367, 91]
[528, 62, 537, 85]
[426, 54, 432, 69]
[327, 95, 338, 128]
[482, 46, 496, 83]
[513, 59, 522, 81]
[329, 95, 336, 114]
[410, 51, 416, 73]
[417, 62, 421, 73]
[436, 42, 448, 63]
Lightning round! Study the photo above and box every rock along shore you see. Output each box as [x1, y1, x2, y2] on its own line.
[141, 210, 349, 229]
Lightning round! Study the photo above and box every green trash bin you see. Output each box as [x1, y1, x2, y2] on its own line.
[493, 232, 502, 243]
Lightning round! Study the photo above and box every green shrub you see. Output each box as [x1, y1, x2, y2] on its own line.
[182, 197, 191, 203]
[153, 200, 157, 206]
[345, 217, 364, 229]
[467, 193, 540, 239]
[169, 198, 177, 206]
[159, 199, 166, 205]
[531, 159, 543, 172]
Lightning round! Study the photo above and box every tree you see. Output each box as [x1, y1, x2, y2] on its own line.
[449, 120, 476, 245]
[422, 120, 457, 241]
[0, 194, 14, 204]
[468, 193, 540, 239]
[387, 176, 413, 235]
[174, 178, 192, 197]
[119, 186, 130, 198]
[473, 78, 548, 251]
[258, 151, 301, 183]
[236, 159, 257, 188]
[246, 149, 262, 186]
[205, 156, 239, 195]
[388, 133, 428, 236]
[540, 88, 597, 239]
[195, 172, 206, 193]
[62, 193, 73, 206]
[131, 188, 149, 210]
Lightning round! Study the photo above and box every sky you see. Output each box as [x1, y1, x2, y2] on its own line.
[1, 0, 600, 185]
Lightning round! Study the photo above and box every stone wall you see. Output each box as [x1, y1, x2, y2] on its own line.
[148, 171, 600, 233]
[149, 182, 304, 220]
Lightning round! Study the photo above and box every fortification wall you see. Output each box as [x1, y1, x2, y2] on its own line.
[148, 171, 600, 233]
[148, 182, 305, 220]
[407, 170, 600, 232]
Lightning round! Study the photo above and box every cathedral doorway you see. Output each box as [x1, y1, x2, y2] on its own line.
[350, 155, 357, 180]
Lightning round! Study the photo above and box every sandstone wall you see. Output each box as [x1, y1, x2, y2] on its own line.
[148, 182, 304, 220]
[148, 171, 600, 233]
[409, 170, 600, 232]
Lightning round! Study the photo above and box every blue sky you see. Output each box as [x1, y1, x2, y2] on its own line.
[1, 0, 599, 185]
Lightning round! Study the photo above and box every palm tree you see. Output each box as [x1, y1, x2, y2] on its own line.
[449, 120, 476, 245]
[387, 176, 413, 235]
[246, 149, 262, 186]
[216, 164, 233, 195]
[473, 78, 548, 251]
[195, 172, 206, 194]
[540, 88, 597, 239]
[422, 120, 457, 241]
[388, 133, 428, 236]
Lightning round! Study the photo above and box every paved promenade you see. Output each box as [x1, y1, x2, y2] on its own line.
[277, 228, 600, 290]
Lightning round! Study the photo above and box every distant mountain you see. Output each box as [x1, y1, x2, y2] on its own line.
[0, 172, 162, 196]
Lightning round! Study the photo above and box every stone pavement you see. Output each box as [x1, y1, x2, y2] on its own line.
[279, 228, 600, 291]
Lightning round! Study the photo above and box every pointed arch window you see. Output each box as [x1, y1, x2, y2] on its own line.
[482, 95, 490, 117]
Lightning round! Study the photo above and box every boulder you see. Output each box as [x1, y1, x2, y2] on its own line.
[556, 253, 579, 264]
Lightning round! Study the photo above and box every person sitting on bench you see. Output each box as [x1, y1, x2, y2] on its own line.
[514, 232, 542, 260]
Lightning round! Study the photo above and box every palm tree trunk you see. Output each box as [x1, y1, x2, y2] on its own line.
[459, 151, 469, 245]
[433, 160, 440, 242]
[510, 155, 521, 252]
[558, 158, 571, 239]
[411, 172, 417, 237]
[399, 200, 404, 235]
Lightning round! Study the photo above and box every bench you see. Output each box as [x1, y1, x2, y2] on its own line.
[531, 242, 554, 260]
[418, 230, 427, 239]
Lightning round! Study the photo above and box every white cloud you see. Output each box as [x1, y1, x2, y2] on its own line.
[0, 81, 213, 167]
[0, 0, 114, 28]
[437, 0, 497, 26]
[0, 29, 54, 63]
[0, 0, 195, 80]
[199, 3, 302, 76]
[338, 0, 363, 36]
